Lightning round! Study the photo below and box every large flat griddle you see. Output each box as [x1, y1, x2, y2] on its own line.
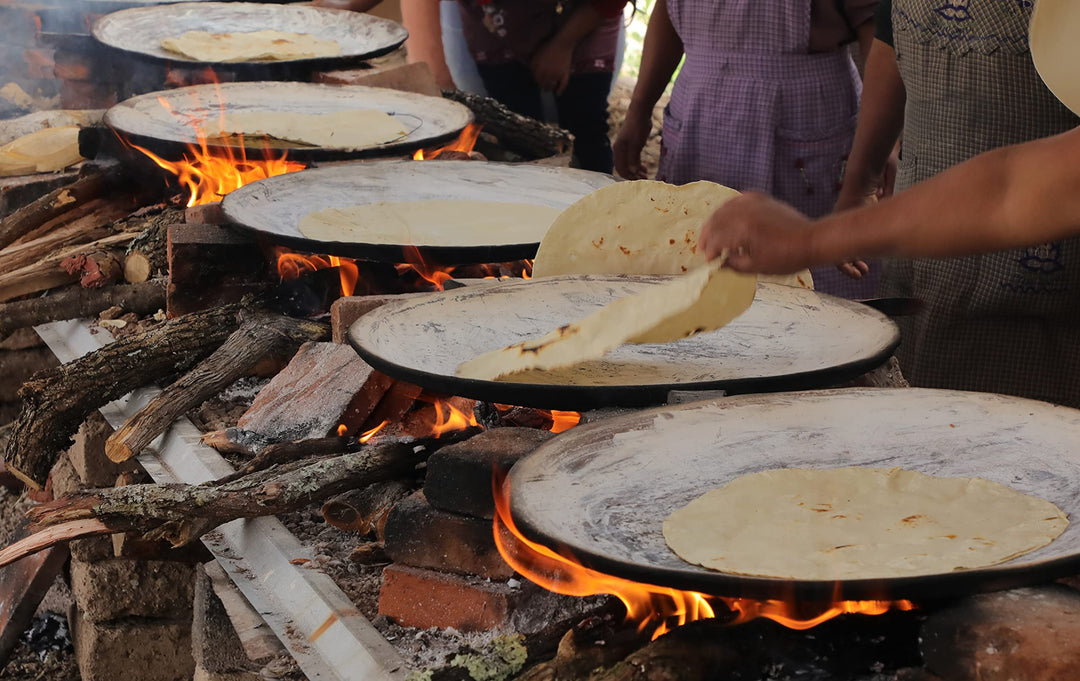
[221, 160, 615, 262]
[105, 82, 473, 162]
[509, 388, 1080, 601]
[92, 2, 407, 68]
[347, 277, 900, 409]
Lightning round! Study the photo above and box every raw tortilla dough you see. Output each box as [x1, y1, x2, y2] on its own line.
[0, 126, 82, 177]
[456, 258, 757, 381]
[161, 30, 341, 62]
[532, 180, 812, 289]
[663, 466, 1069, 580]
[300, 200, 563, 247]
[215, 111, 408, 148]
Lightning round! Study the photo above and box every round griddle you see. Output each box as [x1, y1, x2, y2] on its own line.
[509, 388, 1080, 601]
[347, 277, 900, 409]
[221, 160, 616, 262]
[92, 2, 407, 68]
[105, 82, 473, 162]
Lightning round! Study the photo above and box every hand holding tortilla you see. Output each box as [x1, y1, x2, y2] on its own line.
[664, 466, 1069, 580]
[161, 30, 341, 62]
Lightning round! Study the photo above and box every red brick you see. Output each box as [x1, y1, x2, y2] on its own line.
[384, 491, 513, 579]
[23, 48, 55, 80]
[59, 79, 117, 110]
[330, 293, 426, 343]
[238, 341, 389, 441]
[53, 60, 90, 82]
[378, 564, 515, 632]
[0, 527, 68, 664]
[922, 586, 1080, 681]
[424, 427, 556, 519]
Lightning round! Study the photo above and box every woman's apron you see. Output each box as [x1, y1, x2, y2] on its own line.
[884, 0, 1080, 407]
[657, 0, 871, 297]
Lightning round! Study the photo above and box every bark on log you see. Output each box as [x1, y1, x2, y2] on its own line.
[0, 280, 166, 340]
[4, 304, 244, 489]
[0, 197, 128, 271]
[0, 171, 120, 250]
[442, 90, 573, 160]
[0, 232, 134, 303]
[61, 249, 124, 288]
[216, 434, 351, 484]
[591, 620, 738, 681]
[20, 441, 418, 550]
[321, 479, 412, 536]
[105, 312, 330, 463]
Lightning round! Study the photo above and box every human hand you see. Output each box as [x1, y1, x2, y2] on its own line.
[837, 259, 869, 280]
[699, 193, 815, 274]
[613, 110, 651, 180]
[530, 38, 574, 94]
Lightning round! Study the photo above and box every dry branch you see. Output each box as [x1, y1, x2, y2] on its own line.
[4, 304, 244, 489]
[0, 197, 129, 271]
[0, 519, 111, 569]
[321, 479, 411, 536]
[216, 434, 350, 483]
[18, 441, 418, 554]
[0, 170, 121, 249]
[0, 280, 165, 339]
[442, 89, 573, 159]
[105, 312, 330, 463]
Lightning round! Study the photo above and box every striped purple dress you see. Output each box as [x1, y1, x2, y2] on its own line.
[656, 0, 873, 297]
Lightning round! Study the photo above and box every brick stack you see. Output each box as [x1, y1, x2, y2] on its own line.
[57, 412, 202, 681]
[0, 1, 59, 106]
[377, 427, 558, 631]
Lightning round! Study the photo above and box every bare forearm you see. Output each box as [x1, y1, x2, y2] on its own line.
[813, 129, 1080, 261]
[626, 0, 683, 119]
[551, 5, 604, 49]
[837, 40, 906, 204]
[401, 0, 454, 89]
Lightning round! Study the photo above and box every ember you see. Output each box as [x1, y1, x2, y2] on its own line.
[493, 473, 916, 640]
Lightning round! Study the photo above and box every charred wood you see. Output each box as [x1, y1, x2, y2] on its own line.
[105, 311, 330, 463]
[321, 479, 412, 536]
[216, 434, 351, 484]
[442, 90, 573, 160]
[4, 304, 244, 489]
[0, 280, 165, 341]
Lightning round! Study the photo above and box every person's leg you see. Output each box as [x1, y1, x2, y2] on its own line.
[555, 72, 615, 173]
[475, 62, 545, 121]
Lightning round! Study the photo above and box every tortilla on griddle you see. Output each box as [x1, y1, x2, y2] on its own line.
[663, 466, 1069, 580]
[216, 110, 408, 148]
[532, 179, 813, 289]
[455, 258, 757, 381]
[161, 30, 341, 62]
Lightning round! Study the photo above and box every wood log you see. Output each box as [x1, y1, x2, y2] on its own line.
[442, 89, 573, 160]
[590, 620, 738, 681]
[0, 280, 166, 340]
[0, 232, 134, 303]
[0, 170, 120, 250]
[4, 304, 244, 489]
[123, 252, 152, 283]
[61, 248, 124, 288]
[216, 434, 351, 484]
[321, 479, 412, 536]
[14, 441, 418, 554]
[0, 519, 110, 569]
[349, 541, 389, 565]
[104, 311, 330, 463]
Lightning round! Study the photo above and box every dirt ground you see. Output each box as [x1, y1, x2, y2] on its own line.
[607, 76, 667, 179]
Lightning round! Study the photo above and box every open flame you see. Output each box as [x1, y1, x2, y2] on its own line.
[493, 474, 916, 640]
[413, 123, 483, 161]
[275, 247, 360, 298]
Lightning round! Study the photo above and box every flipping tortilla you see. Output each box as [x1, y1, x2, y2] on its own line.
[532, 179, 812, 289]
[216, 110, 408, 148]
[663, 466, 1069, 580]
[456, 258, 757, 381]
[161, 30, 341, 62]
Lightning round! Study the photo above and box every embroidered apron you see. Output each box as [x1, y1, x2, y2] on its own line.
[885, 0, 1080, 406]
[657, 0, 873, 297]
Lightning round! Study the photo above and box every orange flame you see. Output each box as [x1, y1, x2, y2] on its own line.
[413, 123, 484, 161]
[493, 474, 916, 640]
[358, 420, 389, 443]
[548, 410, 581, 433]
[275, 247, 359, 298]
[396, 245, 455, 291]
[428, 398, 480, 437]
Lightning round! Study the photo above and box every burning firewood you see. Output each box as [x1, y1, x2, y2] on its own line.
[0, 441, 418, 567]
[3, 303, 245, 489]
[442, 90, 573, 161]
[0, 279, 166, 341]
[104, 311, 330, 463]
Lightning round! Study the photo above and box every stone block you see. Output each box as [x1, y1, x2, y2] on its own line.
[922, 586, 1080, 681]
[73, 613, 194, 681]
[70, 559, 195, 622]
[330, 294, 425, 344]
[67, 411, 139, 488]
[424, 427, 556, 518]
[192, 565, 260, 681]
[203, 561, 284, 664]
[238, 341, 391, 441]
[49, 451, 81, 498]
[378, 564, 516, 632]
[384, 490, 513, 579]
